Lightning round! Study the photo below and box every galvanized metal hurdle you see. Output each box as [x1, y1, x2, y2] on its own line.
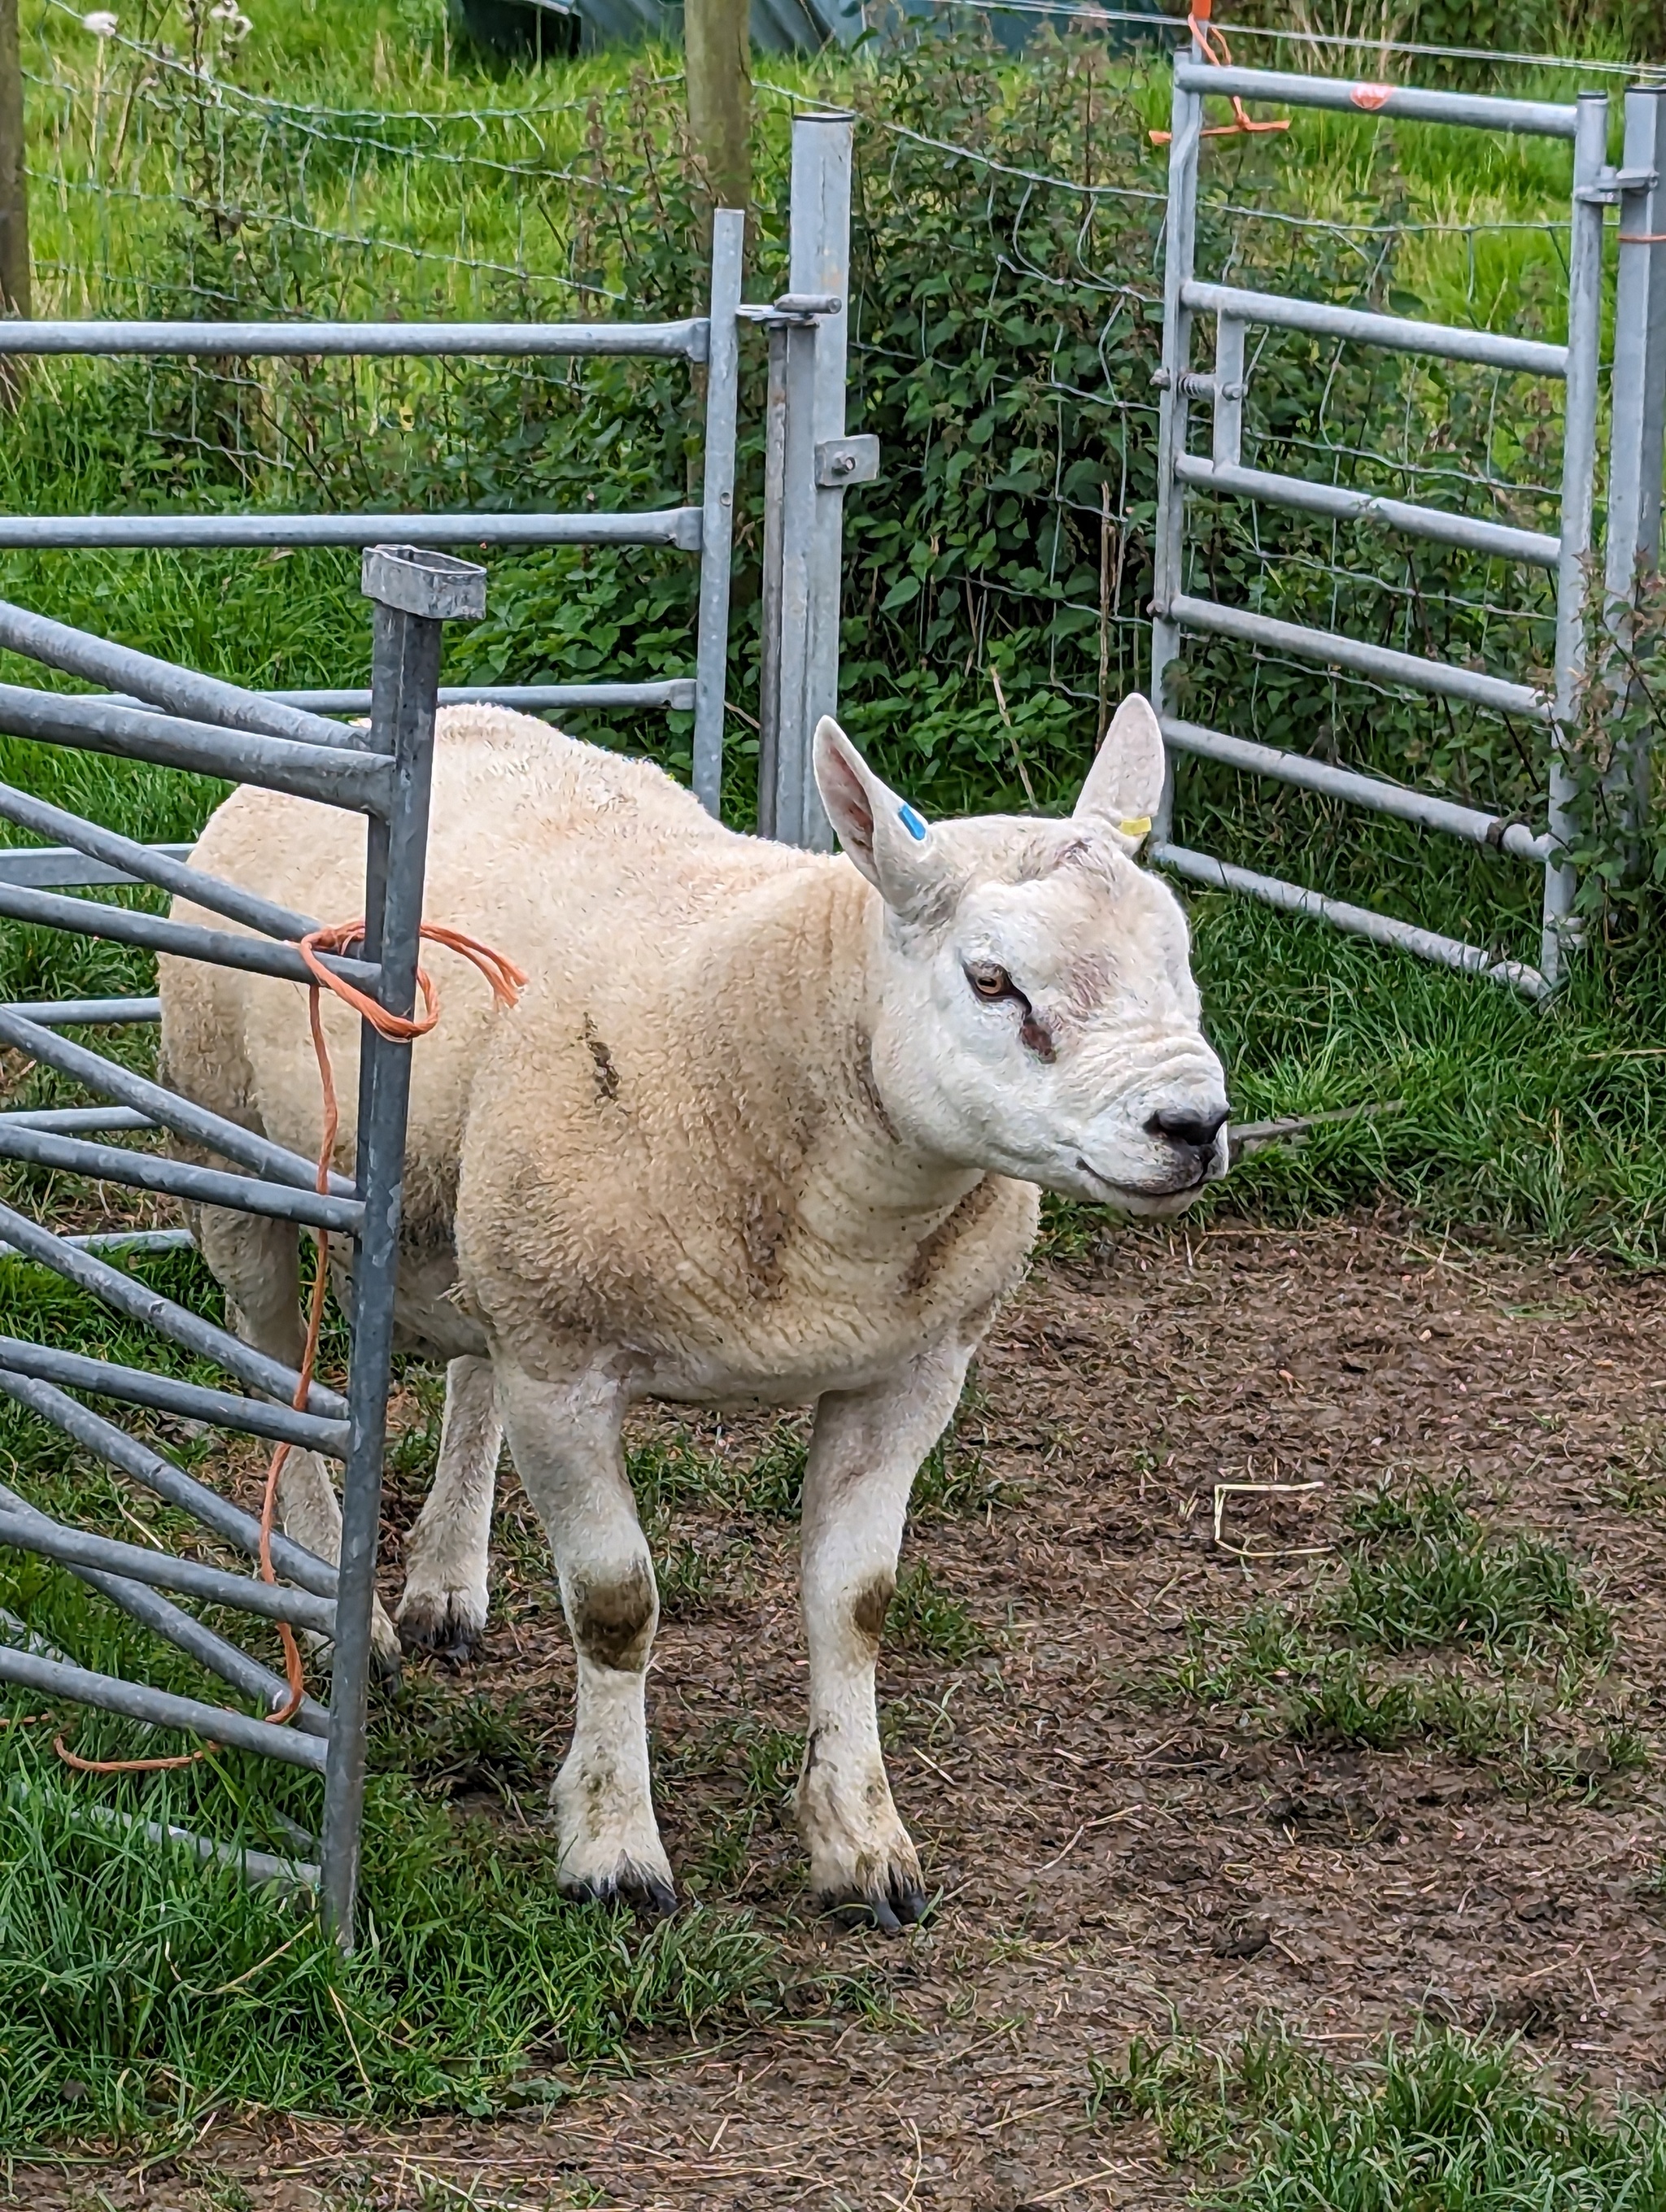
[0, 543, 478, 1942]
[1148, 54, 1665, 997]
[0, 205, 748, 812]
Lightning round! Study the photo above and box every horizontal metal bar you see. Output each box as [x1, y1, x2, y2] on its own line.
[0, 881, 384, 998]
[0, 684, 393, 813]
[0, 1483, 329, 1732]
[0, 510, 703, 552]
[68, 1227, 191, 1251]
[0, 594, 353, 751]
[1180, 281, 1568, 377]
[0, 1339, 348, 1456]
[1167, 593, 1553, 721]
[1, 995, 160, 1021]
[0, 782, 323, 943]
[0, 1509, 337, 1632]
[1172, 60, 1580, 139]
[1160, 715, 1555, 861]
[0, 1121, 361, 1234]
[0, 1197, 344, 1418]
[86, 1806, 321, 1892]
[0, 1105, 154, 1131]
[0, 844, 193, 890]
[0, 1644, 329, 1770]
[1172, 455, 1561, 568]
[1150, 841, 1548, 996]
[0, 1011, 357, 1200]
[0, 318, 709, 360]
[259, 680, 700, 716]
[0, 1368, 336, 1595]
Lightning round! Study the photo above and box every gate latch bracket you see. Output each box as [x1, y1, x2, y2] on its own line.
[816, 436, 881, 489]
[1578, 166, 1659, 204]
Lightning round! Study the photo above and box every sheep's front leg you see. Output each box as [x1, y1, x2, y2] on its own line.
[799, 1342, 972, 1933]
[492, 1358, 673, 1915]
[397, 1356, 502, 1658]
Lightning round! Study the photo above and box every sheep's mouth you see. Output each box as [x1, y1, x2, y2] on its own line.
[1075, 1156, 1214, 1202]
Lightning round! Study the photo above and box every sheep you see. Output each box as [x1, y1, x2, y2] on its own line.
[158, 694, 1229, 1928]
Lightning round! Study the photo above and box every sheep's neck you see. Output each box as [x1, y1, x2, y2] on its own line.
[714, 861, 985, 1251]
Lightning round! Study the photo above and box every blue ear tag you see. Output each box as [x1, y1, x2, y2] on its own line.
[897, 802, 928, 842]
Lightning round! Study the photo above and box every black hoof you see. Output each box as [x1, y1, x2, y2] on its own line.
[398, 1618, 480, 1664]
[817, 1879, 932, 1937]
[560, 1861, 678, 1922]
[397, 1597, 485, 1663]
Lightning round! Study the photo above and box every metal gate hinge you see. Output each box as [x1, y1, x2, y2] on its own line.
[815, 435, 881, 489]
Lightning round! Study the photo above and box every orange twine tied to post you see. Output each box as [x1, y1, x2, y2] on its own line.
[55, 921, 526, 1779]
[1150, 4, 1292, 146]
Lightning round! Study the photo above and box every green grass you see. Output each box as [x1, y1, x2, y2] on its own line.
[1165, 1476, 1640, 1787]
[1088, 2020, 1666, 2208]
[0, 1725, 776, 2152]
[1332, 1479, 1616, 1663]
[885, 1562, 989, 1662]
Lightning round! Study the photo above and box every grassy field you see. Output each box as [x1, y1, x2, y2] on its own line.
[4, 0, 1666, 2192]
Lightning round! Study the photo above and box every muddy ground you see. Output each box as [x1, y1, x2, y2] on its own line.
[13, 1213, 1666, 2210]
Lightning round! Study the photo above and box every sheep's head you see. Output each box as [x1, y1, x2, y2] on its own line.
[813, 697, 1229, 1215]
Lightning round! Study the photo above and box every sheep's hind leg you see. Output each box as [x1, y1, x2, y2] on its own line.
[798, 1343, 973, 1934]
[194, 1204, 402, 1681]
[397, 1355, 502, 1657]
[491, 1357, 674, 1916]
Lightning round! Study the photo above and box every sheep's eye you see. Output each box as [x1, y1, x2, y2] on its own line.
[968, 965, 1012, 1001]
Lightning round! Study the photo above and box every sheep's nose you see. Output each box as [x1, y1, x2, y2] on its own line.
[1146, 1104, 1230, 1153]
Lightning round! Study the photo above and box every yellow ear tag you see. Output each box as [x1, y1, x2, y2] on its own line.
[1119, 816, 1152, 838]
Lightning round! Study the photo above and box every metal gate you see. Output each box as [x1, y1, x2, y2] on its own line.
[0, 545, 473, 1942]
[1149, 48, 1664, 997]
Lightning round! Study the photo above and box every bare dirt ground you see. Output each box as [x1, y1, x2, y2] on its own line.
[13, 1213, 1666, 2211]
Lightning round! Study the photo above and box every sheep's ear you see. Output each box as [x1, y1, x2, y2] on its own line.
[1075, 693, 1166, 852]
[813, 717, 940, 912]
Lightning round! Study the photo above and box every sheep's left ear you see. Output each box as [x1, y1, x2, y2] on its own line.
[813, 716, 942, 915]
[1075, 693, 1167, 853]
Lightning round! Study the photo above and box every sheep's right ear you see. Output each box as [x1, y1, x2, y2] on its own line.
[813, 717, 940, 915]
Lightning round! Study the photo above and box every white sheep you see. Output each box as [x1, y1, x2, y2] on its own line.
[159, 695, 1228, 1928]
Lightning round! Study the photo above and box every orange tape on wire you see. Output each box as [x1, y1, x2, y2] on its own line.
[55, 920, 526, 1779]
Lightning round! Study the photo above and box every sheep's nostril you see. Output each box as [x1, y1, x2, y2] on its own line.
[1146, 1105, 1230, 1152]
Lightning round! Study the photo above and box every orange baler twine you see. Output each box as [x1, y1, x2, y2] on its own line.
[55, 921, 526, 1777]
[1150, 7, 1292, 146]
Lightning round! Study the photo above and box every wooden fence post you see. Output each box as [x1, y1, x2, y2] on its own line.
[685, 0, 751, 229]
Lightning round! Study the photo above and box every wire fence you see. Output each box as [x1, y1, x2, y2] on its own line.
[4, 5, 1639, 943]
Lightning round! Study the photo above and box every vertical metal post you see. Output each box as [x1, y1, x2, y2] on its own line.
[1542, 90, 1609, 988]
[757, 320, 788, 840]
[1603, 86, 1666, 860]
[1212, 315, 1245, 468]
[760, 111, 855, 851]
[1149, 49, 1204, 843]
[691, 207, 744, 820]
[795, 111, 853, 855]
[319, 545, 485, 1949]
